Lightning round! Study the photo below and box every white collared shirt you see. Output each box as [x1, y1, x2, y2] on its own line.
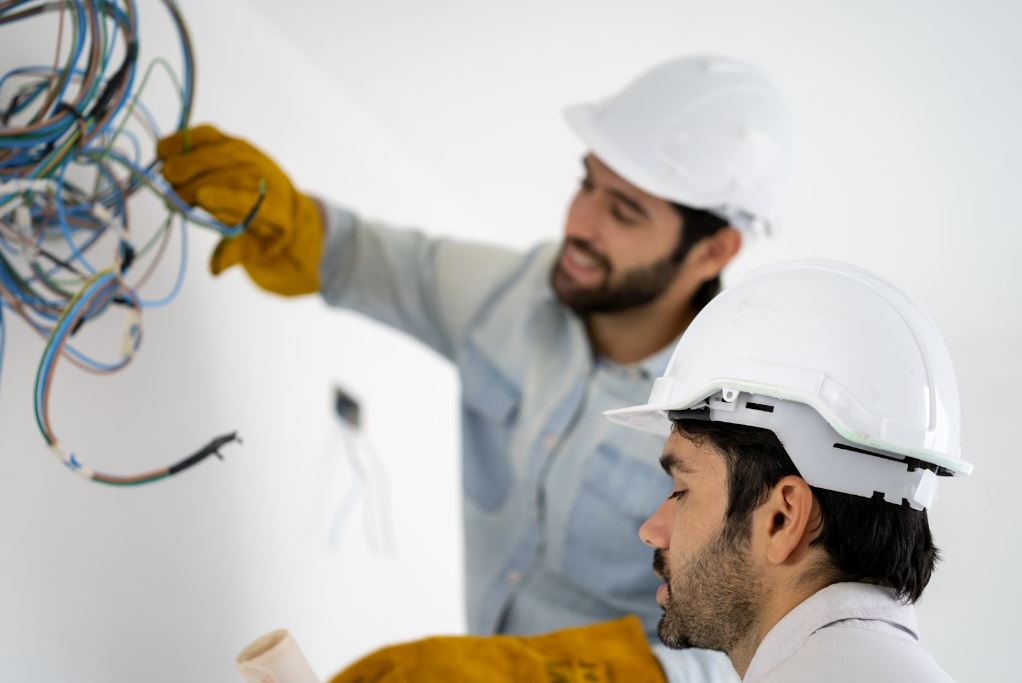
[744, 582, 954, 682]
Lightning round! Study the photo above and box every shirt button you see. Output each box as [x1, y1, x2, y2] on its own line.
[542, 434, 559, 450]
[505, 569, 523, 586]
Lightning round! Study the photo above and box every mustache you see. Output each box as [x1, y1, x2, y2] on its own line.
[563, 238, 611, 272]
[653, 549, 669, 581]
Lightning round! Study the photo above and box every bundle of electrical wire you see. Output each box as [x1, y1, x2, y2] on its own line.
[0, 0, 263, 486]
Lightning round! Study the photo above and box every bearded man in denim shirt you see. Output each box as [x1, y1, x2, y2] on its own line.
[159, 54, 794, 681]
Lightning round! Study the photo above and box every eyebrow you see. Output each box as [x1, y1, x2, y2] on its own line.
[581, 158, 651, 221]
[659, 452, 696, 476]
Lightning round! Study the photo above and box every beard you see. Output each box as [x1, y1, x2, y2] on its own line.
[550, 238, 683, 314]
[654, 525, 762, 653]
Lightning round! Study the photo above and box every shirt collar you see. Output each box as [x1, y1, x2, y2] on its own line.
[744, 583, 920, 682]
[533, 243, 560, 304]
[640, 337, 677, 377]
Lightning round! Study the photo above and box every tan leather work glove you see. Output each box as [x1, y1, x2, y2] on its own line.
[327, 616, 666, 683]
[157, 125, 324, 296]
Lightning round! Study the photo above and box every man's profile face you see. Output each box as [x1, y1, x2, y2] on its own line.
[551, 154, 687, 313]
[640, 431, 763, 652]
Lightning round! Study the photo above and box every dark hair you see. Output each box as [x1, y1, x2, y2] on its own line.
[674, 418, 939, 603]
[670, 204, 729, 310]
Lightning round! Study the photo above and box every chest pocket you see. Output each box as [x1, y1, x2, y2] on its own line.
[563, 442, 671, 600]
[460, 343, 521, 511]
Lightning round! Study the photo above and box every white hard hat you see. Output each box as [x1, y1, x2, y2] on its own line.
[604, 260, 972, 510]
[564, 54, 794, 235]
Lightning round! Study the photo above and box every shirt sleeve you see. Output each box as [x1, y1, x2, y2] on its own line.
[317, 199, 526, 361]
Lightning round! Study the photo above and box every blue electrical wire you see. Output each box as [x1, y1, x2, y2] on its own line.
[137, 214, 186, 308]
[34, 272, 134, 419]
[2, 0, 249, 484]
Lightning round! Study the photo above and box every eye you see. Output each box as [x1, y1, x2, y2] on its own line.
[611, 205, 640, 226]
[579, 177, 595, 192]
[668, 489, 687, 501]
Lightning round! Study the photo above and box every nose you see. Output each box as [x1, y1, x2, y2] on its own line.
[639, 499, 672, 549]
[565, 188, 602, 242]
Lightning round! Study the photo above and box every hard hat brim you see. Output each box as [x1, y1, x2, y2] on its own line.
[604, 384, 974, 478]
[564, 104, 695, 209]
[603, 402, 675, 438]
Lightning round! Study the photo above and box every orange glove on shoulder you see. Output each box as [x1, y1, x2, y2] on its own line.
[327, 616, 666, 683]
[157, 124, 324, 296]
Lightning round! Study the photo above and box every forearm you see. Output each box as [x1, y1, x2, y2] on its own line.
[316, 198, 524, 360]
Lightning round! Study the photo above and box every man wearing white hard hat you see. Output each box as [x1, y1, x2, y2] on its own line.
[158, 55, 793, 679]
[606, 260, 970, 682]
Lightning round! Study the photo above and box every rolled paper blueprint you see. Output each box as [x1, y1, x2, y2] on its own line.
[236, 629, 320, 683]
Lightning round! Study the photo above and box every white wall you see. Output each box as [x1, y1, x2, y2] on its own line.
[1, 2, 474, 681]
[2, 0, 1019, 681]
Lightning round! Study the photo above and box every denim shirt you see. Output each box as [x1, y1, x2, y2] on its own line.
[319, 203, 737, 681]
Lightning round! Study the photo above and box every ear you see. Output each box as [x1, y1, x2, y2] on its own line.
[758, 475, 816, 566]
[686, 227, 742, 280]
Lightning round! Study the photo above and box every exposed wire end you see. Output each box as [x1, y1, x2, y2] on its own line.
[95, 430, 243, 487]
[166, 431, 242, 476]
